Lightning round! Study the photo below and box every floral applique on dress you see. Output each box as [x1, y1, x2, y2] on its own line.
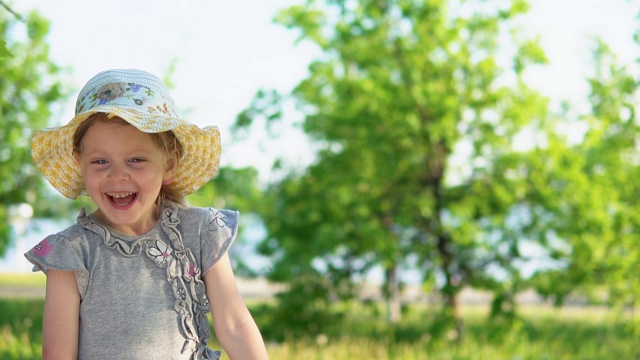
[209, 209, 226, 227]
[148, 240, 174, 265]
[33, 239, 55, 257]
[147, 207, 216, 358]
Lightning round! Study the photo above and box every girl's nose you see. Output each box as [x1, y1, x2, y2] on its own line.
[109, 163, 130, 180]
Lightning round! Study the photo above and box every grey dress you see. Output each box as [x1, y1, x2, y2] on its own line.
[24, 205, 238, 360]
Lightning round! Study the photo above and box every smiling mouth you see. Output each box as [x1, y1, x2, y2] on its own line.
[107, 192, 137, 207]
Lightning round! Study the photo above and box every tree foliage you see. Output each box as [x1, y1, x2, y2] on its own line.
[0, 8, 68, 255]
[235, 0, 558, 337]
[527, 39, 640, 310]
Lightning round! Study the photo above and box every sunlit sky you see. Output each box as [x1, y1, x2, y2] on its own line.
[13, 0, 640, 178]
[4, 0, 640, 275]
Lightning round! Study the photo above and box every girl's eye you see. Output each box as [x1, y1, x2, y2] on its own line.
[130, 158, 146, 163]
[92, 159, 108, 165]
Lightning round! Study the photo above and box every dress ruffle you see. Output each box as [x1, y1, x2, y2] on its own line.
[79, 206, 216, 359]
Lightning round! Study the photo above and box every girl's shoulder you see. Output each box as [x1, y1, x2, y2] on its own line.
[176, 207, 239, 274]
[176, 206, 239, 230]
[44, 219, 96, 247]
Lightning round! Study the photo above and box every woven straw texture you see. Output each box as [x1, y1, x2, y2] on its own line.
[31, 69, 221, 199]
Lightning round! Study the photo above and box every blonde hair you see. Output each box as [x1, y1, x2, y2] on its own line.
[72, 113, 187, 207]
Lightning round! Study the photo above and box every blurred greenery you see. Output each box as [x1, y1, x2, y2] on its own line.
[235, 0, 552, 339]
[232, 0, 640, 341]
[0, 272, 44, 287]
[0, 298, 43, 359]
[5, 0, 640, 354]
[0, 296, 638, 359]
[0, 5, 72, 255]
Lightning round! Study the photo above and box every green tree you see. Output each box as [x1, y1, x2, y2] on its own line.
[528, 39, 640, 312]
[0, 7, 67, 255]
[236, 0, 552, 338]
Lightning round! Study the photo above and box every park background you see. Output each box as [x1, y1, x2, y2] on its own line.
[2, 0, 640, 358]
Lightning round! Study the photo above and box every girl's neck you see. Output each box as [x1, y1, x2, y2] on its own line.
[94, 203, 162, 236]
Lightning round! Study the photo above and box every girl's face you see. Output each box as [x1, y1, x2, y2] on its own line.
[75, 120, 178, 236]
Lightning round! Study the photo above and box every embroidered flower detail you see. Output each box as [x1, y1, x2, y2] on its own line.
[168, 259, 181, 278]
[148, 240, 173, 265]
[33, 239, 55, 257]
[184, 260, 198, 281]
[209, 210, 226, 227]
[177, 287, 187, 300]
[96, 82, 126, 101]
[149, 103, 171, 115]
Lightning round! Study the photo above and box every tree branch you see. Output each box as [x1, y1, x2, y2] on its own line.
[0, 1, 25, 22]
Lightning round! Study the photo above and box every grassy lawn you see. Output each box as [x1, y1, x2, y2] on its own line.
[0, 272, 45, 287]
[1, 293, 638, 359]
[0, 272, 636, 359]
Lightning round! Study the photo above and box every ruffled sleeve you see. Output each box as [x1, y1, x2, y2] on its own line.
[24, 235, 89, 299]
[201, 208, 239, 274]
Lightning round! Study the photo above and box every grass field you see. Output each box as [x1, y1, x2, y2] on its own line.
[0, 272, 45, 287]
[1, 273, 639, 359]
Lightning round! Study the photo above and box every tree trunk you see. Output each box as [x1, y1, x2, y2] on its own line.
[436, 230, 464, 342]
[385, 263, 402, 323]
[432, 154, 464, 341]
[444, 288, 463, 342]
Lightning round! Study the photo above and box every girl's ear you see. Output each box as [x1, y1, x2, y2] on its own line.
[163, 149, 179, 185]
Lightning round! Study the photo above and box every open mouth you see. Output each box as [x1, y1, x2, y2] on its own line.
[106, 192, 138, 207]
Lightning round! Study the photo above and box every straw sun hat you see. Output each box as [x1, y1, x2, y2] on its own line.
[31, 68, 221, 199]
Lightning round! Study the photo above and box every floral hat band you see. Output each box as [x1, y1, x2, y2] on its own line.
[75, 73, 180, 120]
[31, 68, 222, 199]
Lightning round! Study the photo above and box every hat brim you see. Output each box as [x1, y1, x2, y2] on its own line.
[32, 107, 221, 199]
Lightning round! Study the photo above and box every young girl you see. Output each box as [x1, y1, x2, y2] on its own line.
[24, 69, 269, 360]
